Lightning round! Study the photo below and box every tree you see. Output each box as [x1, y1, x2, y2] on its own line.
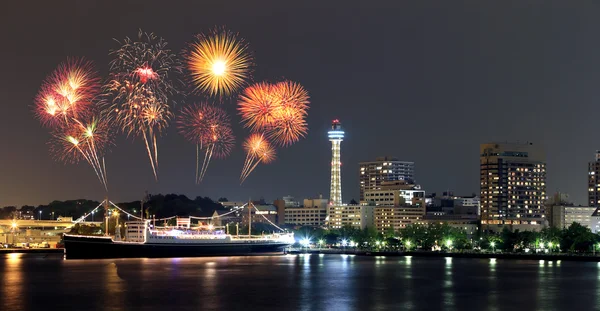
[0, 206, 17, 219]
[349, 199, 358, 205]
[500, 227, 517, 251]
[562, 222, 597, 252]
[218, 197, 228, 202]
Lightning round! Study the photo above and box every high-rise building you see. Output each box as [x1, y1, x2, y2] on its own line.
[359, 156, 415, 201]
[480, 142, 547, 232]
[588, 151, 600, 206]
[328, 120, 344, 206]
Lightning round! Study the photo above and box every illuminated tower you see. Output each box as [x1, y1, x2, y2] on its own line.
[328, 120, 345, 206]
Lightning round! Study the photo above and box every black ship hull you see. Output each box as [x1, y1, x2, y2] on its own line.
[64, 235, 290, 259]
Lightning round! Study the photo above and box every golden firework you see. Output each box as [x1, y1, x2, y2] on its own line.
[186, 28, 252, 98]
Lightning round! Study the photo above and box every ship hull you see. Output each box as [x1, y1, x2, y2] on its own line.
[63, 235, 290, 259]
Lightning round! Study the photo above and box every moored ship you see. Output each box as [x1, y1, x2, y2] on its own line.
[64, 220, 294, 259]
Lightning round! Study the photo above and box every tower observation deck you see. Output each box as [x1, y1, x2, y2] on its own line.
[328, 119, 344, 206]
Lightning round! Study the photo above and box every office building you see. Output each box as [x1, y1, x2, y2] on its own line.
[548, 205, 596, 230]
[362, 181, 425, 206]
[328, 120, 344, 206]
[589, 151, 600, 206]
[359, 156, 415, 201]
[241, 204, 278, 226]
[284, 207, 328, 227]
[281, 195, 329, 227]
[374, 205, 426, 233]
[480, 142, 547, 232]
[327, 205, 374, 229]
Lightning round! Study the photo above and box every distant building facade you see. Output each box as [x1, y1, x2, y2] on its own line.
[284, 207, 327, 227]
[589, 151, 600, 206]
[327, 205, 374, 229]
[374, 205, 426, 233]
[359, 156, 415, 201]
[548, 205, 596, 230]
[480, 142, 547, 232]
[362, 181, 425, 207]
[241, 205, 278, 226]
[421, 215, 479, 239]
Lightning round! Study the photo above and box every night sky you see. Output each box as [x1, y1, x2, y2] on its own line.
[1, 1, 598, 207]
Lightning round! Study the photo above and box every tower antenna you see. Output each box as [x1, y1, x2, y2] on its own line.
[328, 119, 345, 206]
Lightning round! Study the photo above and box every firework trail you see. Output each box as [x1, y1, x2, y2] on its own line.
[185, 28, 253, 99]
[240, 133, 276, 184]
[237, 80, 310, 147]
[49, 116, 112, 190]
[106, 30, 183, 180]
[34, 58, 111, 190]
[177, 103, 235, 182]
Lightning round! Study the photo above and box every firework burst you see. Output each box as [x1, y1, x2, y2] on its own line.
[34, 58, 100, 128]
[185, 28, 253, 98]
[238, 80, 310, 147]
[240, 133, 276, 183]
[106, 30, 183, 180]
[34, 58, 111, 190]
[177, 103, 235, 182]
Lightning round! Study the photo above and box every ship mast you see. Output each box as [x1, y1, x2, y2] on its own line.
[248, 198, 252, 238]
[104, 197, 109, 236]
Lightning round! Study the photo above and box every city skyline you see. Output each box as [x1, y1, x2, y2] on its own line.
[2, 1, 600, 207]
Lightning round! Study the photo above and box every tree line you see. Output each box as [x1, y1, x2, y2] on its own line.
[292, 222, 600, 253]
[0, 194, 229, 220]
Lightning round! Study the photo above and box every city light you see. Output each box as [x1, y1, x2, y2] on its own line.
[11, 221, 17, 229]
[300, 238, 310, 247]
[445, 240, 453, 248]
[208, 224, 214, 230]
[341, 239, 348, 247]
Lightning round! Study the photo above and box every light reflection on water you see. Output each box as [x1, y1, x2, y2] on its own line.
[443, 257, 455, 311]
[1, 254, 600, 311]
[1, 253, 24, 311]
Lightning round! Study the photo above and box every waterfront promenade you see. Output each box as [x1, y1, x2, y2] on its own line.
[291, 248, 600, 262]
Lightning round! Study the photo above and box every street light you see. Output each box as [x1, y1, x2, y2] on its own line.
[405, 240, 412, 251]
[318, 239, 324, 249]
[490, 241, 496, 253]
[38, 210, 42, 220]
[11, 221, 17, 246]
[445, 239, 453, 251]
[92, 211, 94, 222]
[300, 238, 310, 253]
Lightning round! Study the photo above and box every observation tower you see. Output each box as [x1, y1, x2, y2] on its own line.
[328, 119, 345, 206]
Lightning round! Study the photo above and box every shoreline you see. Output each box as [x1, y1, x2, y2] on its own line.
[0, 248, 64, 254]
[292, 249, 600, 262]
[2, 248, 599, 262]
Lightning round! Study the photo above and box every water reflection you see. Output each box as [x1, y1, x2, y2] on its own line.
[102, 261, 125, 310]
[443, 257, 455, 310]
[2, 254, 600, 310]
[1, 253, 25, 311]
[487, 258, 498, 311]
